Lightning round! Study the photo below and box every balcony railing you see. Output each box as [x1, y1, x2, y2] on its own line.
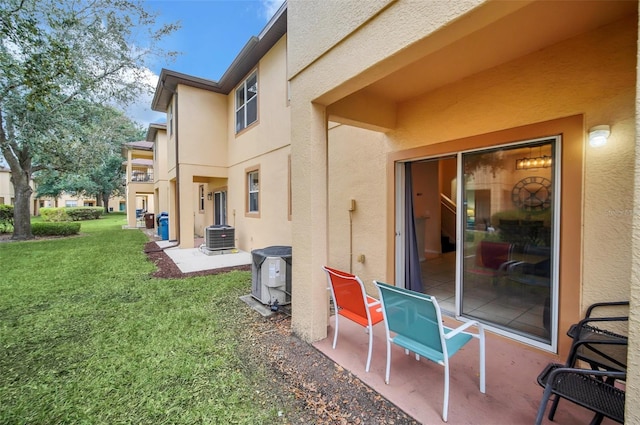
[130, 170, 153, 182]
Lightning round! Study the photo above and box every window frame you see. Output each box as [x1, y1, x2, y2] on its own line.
[245, 165, 260, 217]
[198, 185, 205, 213]
[235, 70, 258, 134]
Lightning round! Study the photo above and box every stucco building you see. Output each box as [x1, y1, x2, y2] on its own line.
[146, 1, 639, 420]
[149, 6, 290, 249]
[288, 0, 638, 421]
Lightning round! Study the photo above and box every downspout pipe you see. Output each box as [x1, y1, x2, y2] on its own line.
[161, 80, 180, 244]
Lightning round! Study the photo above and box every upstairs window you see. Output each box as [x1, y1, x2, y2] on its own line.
[235, 71, 258, 133]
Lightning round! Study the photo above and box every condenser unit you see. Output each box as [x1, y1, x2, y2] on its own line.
[204, 225, 235, 250]
[251, 246, 292, 306]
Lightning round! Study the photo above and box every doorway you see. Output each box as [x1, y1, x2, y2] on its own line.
[397, 137, 559, 349]
[214, 191, 227, 225]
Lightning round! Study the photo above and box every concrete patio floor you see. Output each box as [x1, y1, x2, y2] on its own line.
[313, 315, 613, 424]
[141, 229, 612, 424]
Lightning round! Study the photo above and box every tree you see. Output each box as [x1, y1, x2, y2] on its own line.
[34, 104, 145, 213]
[0, 0, 177, 239]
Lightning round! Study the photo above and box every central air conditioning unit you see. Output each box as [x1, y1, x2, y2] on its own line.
[251, 246, 292, 306]
[204, 225, 235, 250]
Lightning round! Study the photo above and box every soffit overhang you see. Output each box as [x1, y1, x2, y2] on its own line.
[324, 0, 637, 106]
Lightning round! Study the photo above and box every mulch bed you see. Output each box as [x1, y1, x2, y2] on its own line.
[143, 240, 419, 424]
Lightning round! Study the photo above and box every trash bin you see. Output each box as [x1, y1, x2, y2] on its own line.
[144, 213, 155, 229]
[159, 216, 169, 240]
[156, 212, 168, 235]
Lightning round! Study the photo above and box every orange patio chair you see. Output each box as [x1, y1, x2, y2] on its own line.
[322, 266, 384, 372]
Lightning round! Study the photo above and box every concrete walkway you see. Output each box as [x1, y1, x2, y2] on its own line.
[155, 239, 252, 273]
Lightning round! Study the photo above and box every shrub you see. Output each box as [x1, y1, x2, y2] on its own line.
[40, 207, 103, 222]
[31, 222, 81, 237]
[0, 204, 14, 233]
[40, 207, 69, 222]
[66, 207, 103, 221]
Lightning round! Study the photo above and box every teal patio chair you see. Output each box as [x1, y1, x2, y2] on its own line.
[374, 281, 486, 422]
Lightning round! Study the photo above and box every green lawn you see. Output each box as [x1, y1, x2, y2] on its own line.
[0, 214, 284, 424]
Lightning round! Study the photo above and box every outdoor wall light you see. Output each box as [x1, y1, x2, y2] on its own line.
[207, 192, 213, 200]
[589, 125, 610, 147]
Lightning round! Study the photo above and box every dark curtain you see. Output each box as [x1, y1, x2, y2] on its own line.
[404, 163, 423, 292]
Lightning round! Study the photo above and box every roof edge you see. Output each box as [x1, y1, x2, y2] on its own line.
[150, 2, 287, 111]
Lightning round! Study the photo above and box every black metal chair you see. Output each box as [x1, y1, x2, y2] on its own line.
[565, 301, 628, 372]
[535, 364, 625, 425]
[535, 301, 628, 424]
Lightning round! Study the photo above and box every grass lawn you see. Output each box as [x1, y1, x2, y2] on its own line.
[0, 214, 285, 424]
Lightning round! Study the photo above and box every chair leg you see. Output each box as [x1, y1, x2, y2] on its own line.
[442, 362, 450, 422]
[385, 340, 391, 384]
[332, 314, 339, 349]
[365, 325, 373, 372]
[535, 384, 555, 425]
[548, 394, 560, 420]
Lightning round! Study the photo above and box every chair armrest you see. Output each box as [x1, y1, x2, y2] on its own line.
[445, 319, 481, 339]
[365, 296, 380, 308]
[569, 316, 628, 340]
[585, 301, 629, 318]
[544, 366, 626, 386]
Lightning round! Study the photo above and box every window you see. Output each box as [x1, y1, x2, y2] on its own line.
[246, 167, 259, 214]
[235, 71, 258, 133]
[199, 185, 205, 212]
[65, 200, 78, 207]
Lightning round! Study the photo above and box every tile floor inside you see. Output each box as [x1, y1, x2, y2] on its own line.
[421, 252, 549, 342]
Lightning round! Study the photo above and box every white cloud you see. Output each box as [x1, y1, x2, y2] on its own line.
[261, 0, 285, 21]
[119, 68, 166, 129]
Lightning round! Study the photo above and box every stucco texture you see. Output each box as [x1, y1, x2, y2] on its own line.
[289, 0, 636, 354]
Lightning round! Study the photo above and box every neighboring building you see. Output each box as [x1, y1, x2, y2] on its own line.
[287, 0, 639, 420]
[37, 193, 126, 213]
[149, 5, 290, 249]
[147, 123, 170, 218]
[0, 165, 17, 208]
[123, 140, 156, 228]
[2, 165, 125, 216]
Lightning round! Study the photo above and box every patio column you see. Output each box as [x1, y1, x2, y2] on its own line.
[290, 98, 329, 343]
[627, 26, 640, 422]
[178, 167, 195, 249]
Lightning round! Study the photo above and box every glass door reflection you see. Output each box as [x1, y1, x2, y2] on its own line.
[461, 139, 555, 344]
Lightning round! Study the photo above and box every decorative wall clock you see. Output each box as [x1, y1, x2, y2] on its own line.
[511, 176, 552, 211]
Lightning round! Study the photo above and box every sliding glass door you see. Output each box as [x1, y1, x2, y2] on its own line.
[395, 136, 559, 348]
[460, 138, 557, 345]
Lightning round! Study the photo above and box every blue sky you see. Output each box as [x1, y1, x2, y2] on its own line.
[127, 0, 284, 127]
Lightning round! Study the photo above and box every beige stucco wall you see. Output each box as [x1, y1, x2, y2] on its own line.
[289, 0, 636, 367]
[153, 128, 170, 215]
[176, 85, 227, 168]
[327, 123, 389, 295]
[228, 36, 290, 165]
[391, 17, 636, 307]
[169, 82, 228, 247]
[628, 1, 640, 419]
[226, 35, 291, 252]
